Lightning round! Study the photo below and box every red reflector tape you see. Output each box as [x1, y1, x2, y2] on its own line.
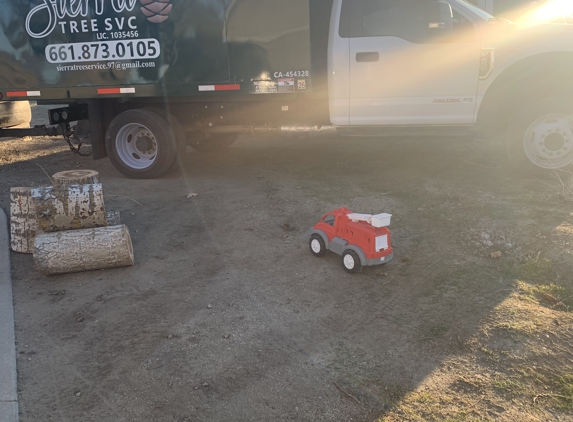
[7, 91, 40, 97]
[216, 84, 240, 91]
[97, 87, 136, 94]
[198, 84, 240, 92]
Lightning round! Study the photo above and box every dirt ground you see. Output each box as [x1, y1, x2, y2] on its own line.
[1, 105, 573, 421]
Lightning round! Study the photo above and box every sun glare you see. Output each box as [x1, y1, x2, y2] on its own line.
[520, 0, 573, 23]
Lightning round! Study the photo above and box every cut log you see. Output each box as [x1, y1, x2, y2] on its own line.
[106, 210, 121, 226]
[33, 225, 134, 275]
[52, 169, 100, 187]
[32, 183, 108, 232]
[9, 187, 37, 253]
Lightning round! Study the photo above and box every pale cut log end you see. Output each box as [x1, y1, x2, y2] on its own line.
[52, 169, 100, 187]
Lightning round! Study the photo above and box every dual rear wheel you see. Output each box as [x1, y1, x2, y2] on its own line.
[105, 108, 238, 179]
[105, 109, 177, 179]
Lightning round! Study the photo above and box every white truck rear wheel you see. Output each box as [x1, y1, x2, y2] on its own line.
[507, 98, 573, 172]
[105, 109, 177, 179]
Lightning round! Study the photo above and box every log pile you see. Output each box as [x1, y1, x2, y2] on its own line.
[9, 170, 134, 275]
[32, 183, 108, 232]
[34, 225, 133, 275]
[9, 187, 37, 254]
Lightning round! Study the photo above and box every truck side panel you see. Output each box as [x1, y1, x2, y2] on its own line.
[0, 0, 311, 99]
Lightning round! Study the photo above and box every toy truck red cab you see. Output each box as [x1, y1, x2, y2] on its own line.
[307, 207, 393, 273]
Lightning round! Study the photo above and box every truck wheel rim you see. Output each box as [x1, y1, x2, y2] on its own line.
[343, 254, 355, 269]
[116, 123, 158, 170]
[311, 239, 321, 253]
[523, 113, 573, 169]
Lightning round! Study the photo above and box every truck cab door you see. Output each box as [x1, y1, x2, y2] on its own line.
[340, 0, 481, 126]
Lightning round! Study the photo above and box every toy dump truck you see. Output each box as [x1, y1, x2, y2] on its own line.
[2, 0, 573, 178]
[308, 208, 393, 273]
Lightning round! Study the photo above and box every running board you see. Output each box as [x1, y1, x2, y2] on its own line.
[338, 125, 474, 137]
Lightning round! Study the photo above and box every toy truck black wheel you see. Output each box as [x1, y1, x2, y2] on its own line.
[506, 98, 573, 173]
[105, 109, 177, 179]
[190, 133, 238, 153]
[309, 234, 327, 257]
[341, 250, 362, 273]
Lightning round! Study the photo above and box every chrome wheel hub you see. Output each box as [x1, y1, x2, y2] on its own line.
[524, 114, 573, 169]
[116, 123, 158, 170]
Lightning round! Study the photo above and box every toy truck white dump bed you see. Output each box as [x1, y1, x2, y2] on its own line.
[347, 213, 392, 228]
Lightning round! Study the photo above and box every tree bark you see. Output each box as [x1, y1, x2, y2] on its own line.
[33, 225, 134, 275]
[106, 210, 121, 226]
[52, 169, 100, 187]
[32, 183, 108, 232]
[9, 187, 37, 253]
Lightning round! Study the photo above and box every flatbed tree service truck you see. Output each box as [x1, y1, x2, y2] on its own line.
[1, 0, 573, 178]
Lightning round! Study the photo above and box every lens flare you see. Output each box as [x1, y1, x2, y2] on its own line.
[518, 0, 573, 23]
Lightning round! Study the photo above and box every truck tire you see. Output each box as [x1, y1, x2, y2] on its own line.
[342, 250, 362, 273]
[309, 234, 327, 257]
[506, 98, 573, 173]
[189, 133, 238, 153]
[143, 107, 188, 161]
[0, 101, 31, 128]
[105, 109, 177, 179]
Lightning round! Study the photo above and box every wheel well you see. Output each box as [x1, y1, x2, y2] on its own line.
[477, 52, 573, 138]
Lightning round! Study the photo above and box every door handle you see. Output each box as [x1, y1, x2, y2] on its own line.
[356, 52, 379, 62]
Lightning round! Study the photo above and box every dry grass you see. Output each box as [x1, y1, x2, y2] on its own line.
[378, 292, 573, 420]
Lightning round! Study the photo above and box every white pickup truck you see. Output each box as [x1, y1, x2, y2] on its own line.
[327, 0, 573, 173]
[1, 0, 572, 177]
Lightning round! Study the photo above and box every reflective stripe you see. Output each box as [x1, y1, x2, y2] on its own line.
[6, 91, 40, 97]
[198, 84, 240, 92]
[97, 87, 136, 94]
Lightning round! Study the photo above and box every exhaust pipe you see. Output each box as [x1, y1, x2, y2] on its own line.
[203, 124, 337, 138]
[279, 124, 337, 138]
[203, 125, 278, 134]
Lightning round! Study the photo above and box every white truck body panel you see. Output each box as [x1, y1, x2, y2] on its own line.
[347, 36, 480, 125]
[329, 0, 482, 126]
[328, 0, 573, 128]
[328, 0, 350, 125]
[476, 23, 573, 99]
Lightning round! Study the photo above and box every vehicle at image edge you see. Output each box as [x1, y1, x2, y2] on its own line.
[307, 208, 394, 273]
[0, 101, 31, 128]
[1, 0, 573, 178]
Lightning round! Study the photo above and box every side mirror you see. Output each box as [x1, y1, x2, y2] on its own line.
[427, 1, 454, 39]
